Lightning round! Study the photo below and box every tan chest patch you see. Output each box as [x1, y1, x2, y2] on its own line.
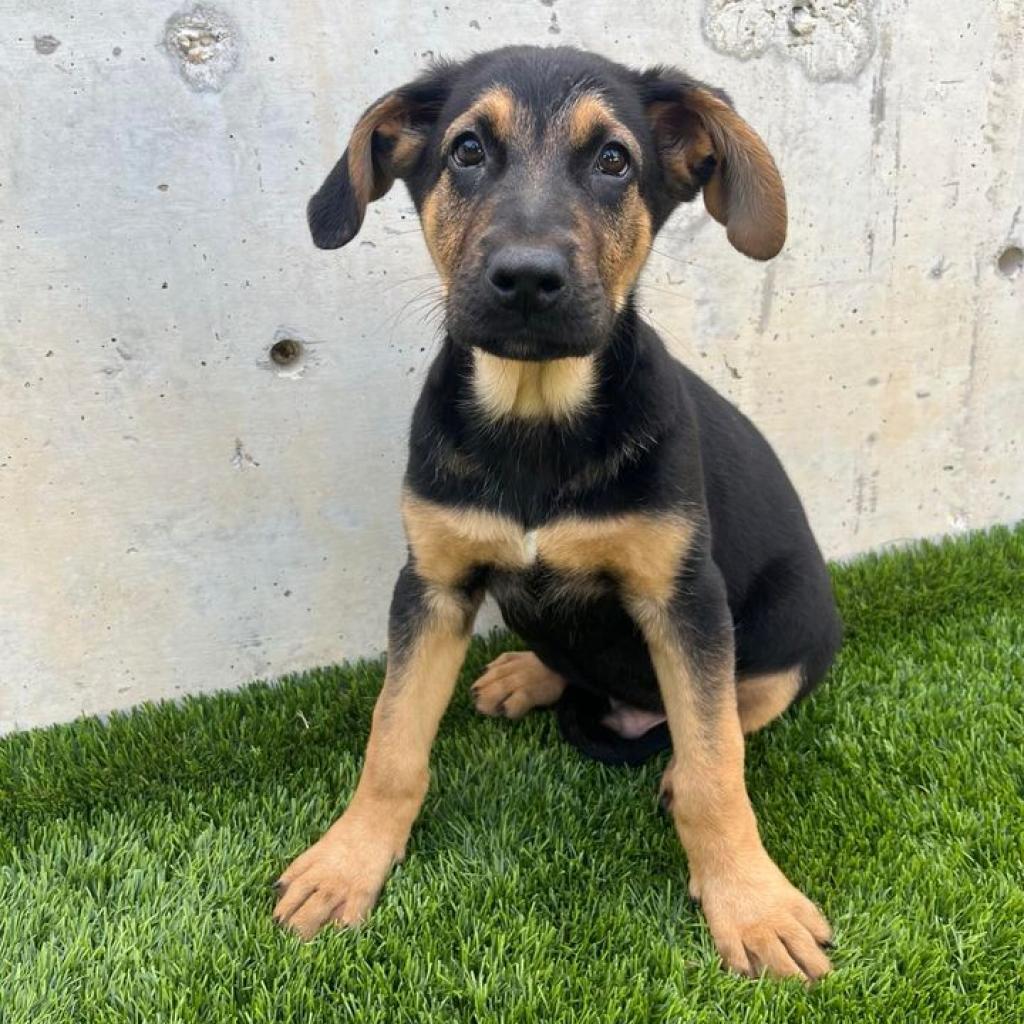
[403, 494, 693, 602]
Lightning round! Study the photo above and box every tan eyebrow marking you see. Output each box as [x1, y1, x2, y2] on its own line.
[563, 91, 641, 169]
[441, 86, 529, 152]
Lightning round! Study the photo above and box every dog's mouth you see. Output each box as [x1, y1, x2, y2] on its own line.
[446, 291, 613, 362]
[469, 324, 597, 362]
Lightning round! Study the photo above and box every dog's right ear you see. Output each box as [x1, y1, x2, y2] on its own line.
[308, 64, 455, 249]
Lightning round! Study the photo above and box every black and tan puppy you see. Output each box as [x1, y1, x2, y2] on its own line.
[274, 46, 842, 982]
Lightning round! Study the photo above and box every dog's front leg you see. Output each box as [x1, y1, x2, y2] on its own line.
[274, 561, 478, 938]
[630, 556, 833, 982]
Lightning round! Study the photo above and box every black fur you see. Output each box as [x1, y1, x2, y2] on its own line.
[311, 46, 841, 764]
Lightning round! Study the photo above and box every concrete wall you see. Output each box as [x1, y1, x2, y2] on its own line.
[1, 1, 1021, 733]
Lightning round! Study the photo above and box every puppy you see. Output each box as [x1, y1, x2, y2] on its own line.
[274, 46, 842, 983]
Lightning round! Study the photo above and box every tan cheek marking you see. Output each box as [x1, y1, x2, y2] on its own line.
[606, 188, 653, 310]
[578, 190, 653, 313]
[570, 202, 600, 279]
[736, 666, 802, 735]
[537, 514, 694, 604]
[402, 494, 532, 588]
[420, 179, 466, 286]
[573, 197, 653, 314]
[471, 350, 597, 421]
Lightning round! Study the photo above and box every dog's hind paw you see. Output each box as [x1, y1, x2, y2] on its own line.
[471, 650, 566, 719]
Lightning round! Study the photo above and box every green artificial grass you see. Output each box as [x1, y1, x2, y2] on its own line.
[2, 525, 1023, 1023]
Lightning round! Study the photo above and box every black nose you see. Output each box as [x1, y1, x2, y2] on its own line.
[486, 246, 568, 313]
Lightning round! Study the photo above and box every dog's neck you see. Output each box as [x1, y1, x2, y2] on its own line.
[412, 307, 673, 525]
[470, 350, 597, 422]
[464, 303, 642, 424]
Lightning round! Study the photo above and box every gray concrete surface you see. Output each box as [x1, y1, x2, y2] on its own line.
[1, 1, 1022, 733]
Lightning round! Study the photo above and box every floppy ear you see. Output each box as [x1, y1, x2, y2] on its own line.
[307, 65, 453, 249]
[640, 69, 787, 260]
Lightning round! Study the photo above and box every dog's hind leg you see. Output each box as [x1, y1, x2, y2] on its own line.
[736, 667, 803, 735]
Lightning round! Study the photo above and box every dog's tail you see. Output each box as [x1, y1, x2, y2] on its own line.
[554, 686, 671, 766]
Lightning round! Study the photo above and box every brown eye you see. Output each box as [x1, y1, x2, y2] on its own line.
[451, 133, 485, 168]
[597, 142, 630, 176]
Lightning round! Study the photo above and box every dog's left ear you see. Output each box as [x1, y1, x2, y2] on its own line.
[639, 68, 787, 260]
[308, 63, 455, 249]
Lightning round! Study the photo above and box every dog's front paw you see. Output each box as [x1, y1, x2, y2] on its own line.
[273, 815, 405, 939]
[692, 854, 833, 983]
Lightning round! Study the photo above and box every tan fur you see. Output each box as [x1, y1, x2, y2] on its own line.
[538, 514, 694, 604]
[563, 92, 640, 159]
[345, 93, 409, 211]
[603, 188, 653, 310]
[441, 86, 526, 152]
[420, 178, 470, 286]
[636, 607, 832, 981]
[647, 88, 787, 261]
[402, 494, 695, 602]
[402, 494, 535, 587]
[647, 101, 716, 192]
[471, 349, 597, 421]
[559, 94, 653, 308]
[424, 87, 535, 284]
[471, 650, 566, 719]
[279, 497, 704, 941]
[571, 192, 652, 314]
[378, 121, 428, 179]
[695, 90, 786, 260]
[274, 577, 476, 939]
[736, 667, 802, 734]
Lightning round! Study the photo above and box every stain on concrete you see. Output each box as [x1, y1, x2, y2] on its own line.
[722, 353, 742, 379]
[163, 4, 240, 93]
[231, 438, 260, 469]
[758, 263, 776, 334]
[702, 0, 876, 82]
[33, 35, 61, 55]
[869, 25, 891, 146]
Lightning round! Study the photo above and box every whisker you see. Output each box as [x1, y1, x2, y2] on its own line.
[648, 245, 702, 269]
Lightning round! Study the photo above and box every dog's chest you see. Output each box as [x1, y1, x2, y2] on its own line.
[402, 496, 693, 604]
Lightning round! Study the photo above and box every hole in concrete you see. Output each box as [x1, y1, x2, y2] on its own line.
[163, 4, 239, 92]
[270, 338, 303, 367]
[997, 245, 1023, 278]
[34, 34, 61, 55]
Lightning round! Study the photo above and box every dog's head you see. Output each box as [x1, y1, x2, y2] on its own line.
[309, 46, 786, 362]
